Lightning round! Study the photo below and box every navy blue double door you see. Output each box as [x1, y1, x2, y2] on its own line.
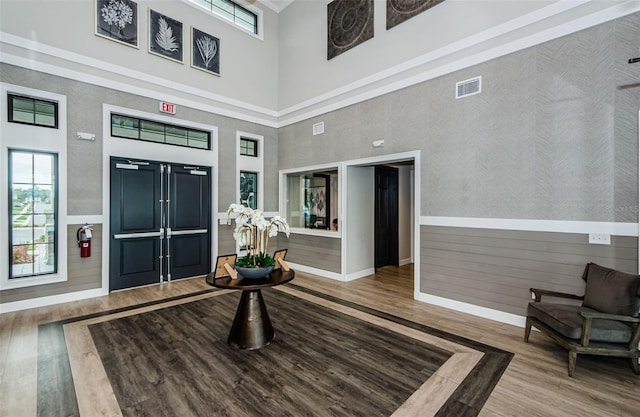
[110, 157, 211, 291]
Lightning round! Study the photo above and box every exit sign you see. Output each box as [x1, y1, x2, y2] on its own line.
[159, 101, 176, 114]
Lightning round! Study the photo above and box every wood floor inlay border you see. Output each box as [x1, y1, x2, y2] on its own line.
[37, 284, 513, 417]
[286, 284, 514, 416]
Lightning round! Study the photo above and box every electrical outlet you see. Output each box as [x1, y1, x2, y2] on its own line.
[588, 233, 611, 245]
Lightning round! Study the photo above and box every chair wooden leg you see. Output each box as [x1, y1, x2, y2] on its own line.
[568, 351, 577, 377]
[631, 357, 640, 375]
[524, 317, 532, 342]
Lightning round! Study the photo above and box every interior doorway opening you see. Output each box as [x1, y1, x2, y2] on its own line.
[343, 153, 418, 295]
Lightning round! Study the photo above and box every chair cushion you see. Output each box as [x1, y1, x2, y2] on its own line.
[527, 302, 633, 343]
[582, 263, 640, 317]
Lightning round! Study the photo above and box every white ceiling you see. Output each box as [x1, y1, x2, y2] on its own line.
[257, 0, 295, 13]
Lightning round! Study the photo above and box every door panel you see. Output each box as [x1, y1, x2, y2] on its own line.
[119, 238, 158, 275]
[121, 169, 157, 231]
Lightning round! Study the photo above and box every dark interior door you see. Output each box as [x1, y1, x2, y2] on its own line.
[167, 165, 211, 280]
[375, 166, 399, 269]
[110, 158, 163, 291]
[110, 158, 211, 291]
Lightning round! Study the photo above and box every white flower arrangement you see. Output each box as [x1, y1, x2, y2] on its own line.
[225, 204, 290, 268]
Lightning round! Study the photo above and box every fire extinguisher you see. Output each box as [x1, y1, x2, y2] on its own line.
[77, 224, 93, 258]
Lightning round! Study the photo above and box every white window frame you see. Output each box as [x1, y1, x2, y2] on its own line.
[279, 163, 341, 238]
[236, 131, 263, 210]
[182, 0, 264, 40]
[0, 84, 68, 290]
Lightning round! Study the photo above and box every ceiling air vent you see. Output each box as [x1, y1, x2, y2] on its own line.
[455, 76, 481, 99]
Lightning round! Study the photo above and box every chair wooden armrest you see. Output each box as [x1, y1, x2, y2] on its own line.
[530, 288, 584, 303]
[578, 311, 640, 347]
[579, 311, 640, 323]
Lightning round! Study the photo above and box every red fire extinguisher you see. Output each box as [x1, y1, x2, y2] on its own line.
[77, 224, 93, 258]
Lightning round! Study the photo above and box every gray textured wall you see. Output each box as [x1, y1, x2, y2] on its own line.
[0, 64, 278, 304]
[278, 14, 640, 222]
[0, 63, 279, 213]
[0, 224, 103, 304]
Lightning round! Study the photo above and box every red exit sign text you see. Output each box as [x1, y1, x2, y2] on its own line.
[159, 101, 176, 114]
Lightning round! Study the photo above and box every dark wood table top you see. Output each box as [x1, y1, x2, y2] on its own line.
[205, 268, 295, 290]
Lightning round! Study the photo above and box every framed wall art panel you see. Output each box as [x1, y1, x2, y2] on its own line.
[386, 0, 446, 30]
[95, 0, 138, 47]
[327, 0, 374, 60]
[191, 27, 220, 76]
[149, 9, 183, 63]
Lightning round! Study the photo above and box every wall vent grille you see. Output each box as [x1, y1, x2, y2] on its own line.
[456, 76, 482, 99]
[312, 122, 325, 135]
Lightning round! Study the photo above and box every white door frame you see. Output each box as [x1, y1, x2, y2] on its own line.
[341, 150, 421, 299]
[101, 104, 219, 293]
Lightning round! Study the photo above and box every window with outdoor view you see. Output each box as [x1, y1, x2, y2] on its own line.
[240, 137, 258, 157]
[111, 113, 211, 150]
[9, 150, 58, 278]
[240, 171, 258, 209]
[188, 0, 258, 34]
[8, 94, 58, 129]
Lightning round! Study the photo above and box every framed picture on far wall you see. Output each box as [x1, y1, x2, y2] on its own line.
[95, 0, 138, 48]
[148, 9, 183, 63]
[191, 27, 220, 76]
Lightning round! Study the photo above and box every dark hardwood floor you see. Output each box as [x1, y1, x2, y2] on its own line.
[1, 265, 639, 416]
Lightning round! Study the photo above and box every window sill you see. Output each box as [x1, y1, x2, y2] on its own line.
[289, 228, 341, 239]
[0, 273, 66, 290]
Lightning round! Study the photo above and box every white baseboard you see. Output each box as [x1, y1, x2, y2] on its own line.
[399, 258, 413, 266]
[0, 288, 107, 314]
[417, 292, 526, 328]
[286, 262, 343, 281]
[345, 268, 375, 282]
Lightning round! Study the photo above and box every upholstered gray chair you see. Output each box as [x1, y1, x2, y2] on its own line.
[524, 262, 640, 377]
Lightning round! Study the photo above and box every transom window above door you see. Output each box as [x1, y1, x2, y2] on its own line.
[110, 114, 211, 150]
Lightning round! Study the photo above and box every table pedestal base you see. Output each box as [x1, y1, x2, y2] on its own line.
[228, 289, 274, 350]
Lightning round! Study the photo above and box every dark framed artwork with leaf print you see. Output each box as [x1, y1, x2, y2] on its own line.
[95, 0, 138, 48]
[148, 9, 183, 63]
[191, 27, 220, 76]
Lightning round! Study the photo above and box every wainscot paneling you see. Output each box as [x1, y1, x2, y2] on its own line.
[217, 224, 236, 255]
[284, 234, 341, 273]
[420, 225, 638, 316]
[0, 224, 103, 304]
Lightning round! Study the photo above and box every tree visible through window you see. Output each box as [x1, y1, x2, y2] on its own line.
[240, 171, 257, 209]
[9, 150, 58, 278]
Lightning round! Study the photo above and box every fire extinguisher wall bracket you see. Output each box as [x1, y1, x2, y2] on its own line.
[77, 225, 92, 257]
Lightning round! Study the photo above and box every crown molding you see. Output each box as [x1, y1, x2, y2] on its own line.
[0, 32, 278, 125]
[258, 0, 294, 13]
[275, 0, 640, 127]
[1, 1, 638, 129]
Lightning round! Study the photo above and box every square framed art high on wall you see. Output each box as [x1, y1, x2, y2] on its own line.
[191, 27, 220, 76]
[148, 9, 183, 63]
[95, 0, 138, 47]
